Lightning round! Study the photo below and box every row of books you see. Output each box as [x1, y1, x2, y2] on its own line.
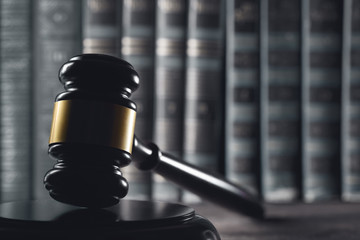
[0, 0, 359, 205]
[81, 0, 225, 203]
[227, 0, 360, 203]
[0, 0, 83, 203]
[0, 0, 220, 204]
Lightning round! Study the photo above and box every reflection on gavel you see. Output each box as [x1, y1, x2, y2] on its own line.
[44, 54, 264, 219]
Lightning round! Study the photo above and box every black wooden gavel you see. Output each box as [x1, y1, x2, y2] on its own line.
[44, 54, 264, 219]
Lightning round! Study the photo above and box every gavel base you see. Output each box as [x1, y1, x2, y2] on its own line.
[0, 199, 220, 240]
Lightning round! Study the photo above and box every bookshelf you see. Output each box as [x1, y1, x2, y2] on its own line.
[0, 0, 359, 207]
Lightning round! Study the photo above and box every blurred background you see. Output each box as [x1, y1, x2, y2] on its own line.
[0, 0, 358, 207]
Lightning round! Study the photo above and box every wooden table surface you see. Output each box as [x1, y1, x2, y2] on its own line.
[190, 201, 360, 240]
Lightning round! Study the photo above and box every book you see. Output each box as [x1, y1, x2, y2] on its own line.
[0, 0, 32, 202]
[82, 0, 121, 56]
[120, 0, 156, 200]
[32, 0, 82, 200]
[342, 0, 360, 202]
[182, 0, 225, 203]
[152, 0, 188, 202]
[225, 0, 260, 197]
[260, 0, 301, 202]
[302, 0, 342, 202]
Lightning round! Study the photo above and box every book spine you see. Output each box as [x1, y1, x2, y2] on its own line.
[261, 0, 301, 202]
[0, 0, 32, 202]
[183, 0, 224, 203]
[32, 0, 82, 200]
[225, 0, 260, 197]
[152, 0, 188, 202]
[120, 0, 156, 200]
[82, 0, 120, 56]
[302, 0, 342, 202]
[342, 0, 360, 201]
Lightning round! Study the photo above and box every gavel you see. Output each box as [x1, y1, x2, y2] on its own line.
[44, 54, 264, 219]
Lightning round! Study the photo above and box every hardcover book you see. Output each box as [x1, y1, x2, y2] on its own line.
[0, 0, 32, 202]
[261, 0, 301, 202]
[225, 0, 260, 197]
[32, 0, 82, 200]
[183, 0, 225, 203]
[342, 0, 360, 202]
[82, 0, 121, 55]
[152, 0, 188, 202]
[120, 0, 156, 200]
[302, 0, 342, 202]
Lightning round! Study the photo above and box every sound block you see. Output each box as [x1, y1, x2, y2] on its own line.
[0, 199, 220, 240]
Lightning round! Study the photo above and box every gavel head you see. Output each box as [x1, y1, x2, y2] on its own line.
[44, 54, 139, 208]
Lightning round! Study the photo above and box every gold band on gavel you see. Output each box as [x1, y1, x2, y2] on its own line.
[49, 99, 136, 154]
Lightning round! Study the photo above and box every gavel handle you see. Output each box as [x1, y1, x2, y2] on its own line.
[132, 136, 264, 219]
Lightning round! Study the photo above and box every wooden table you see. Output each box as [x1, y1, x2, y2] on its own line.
[191, 201, 360, 240]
